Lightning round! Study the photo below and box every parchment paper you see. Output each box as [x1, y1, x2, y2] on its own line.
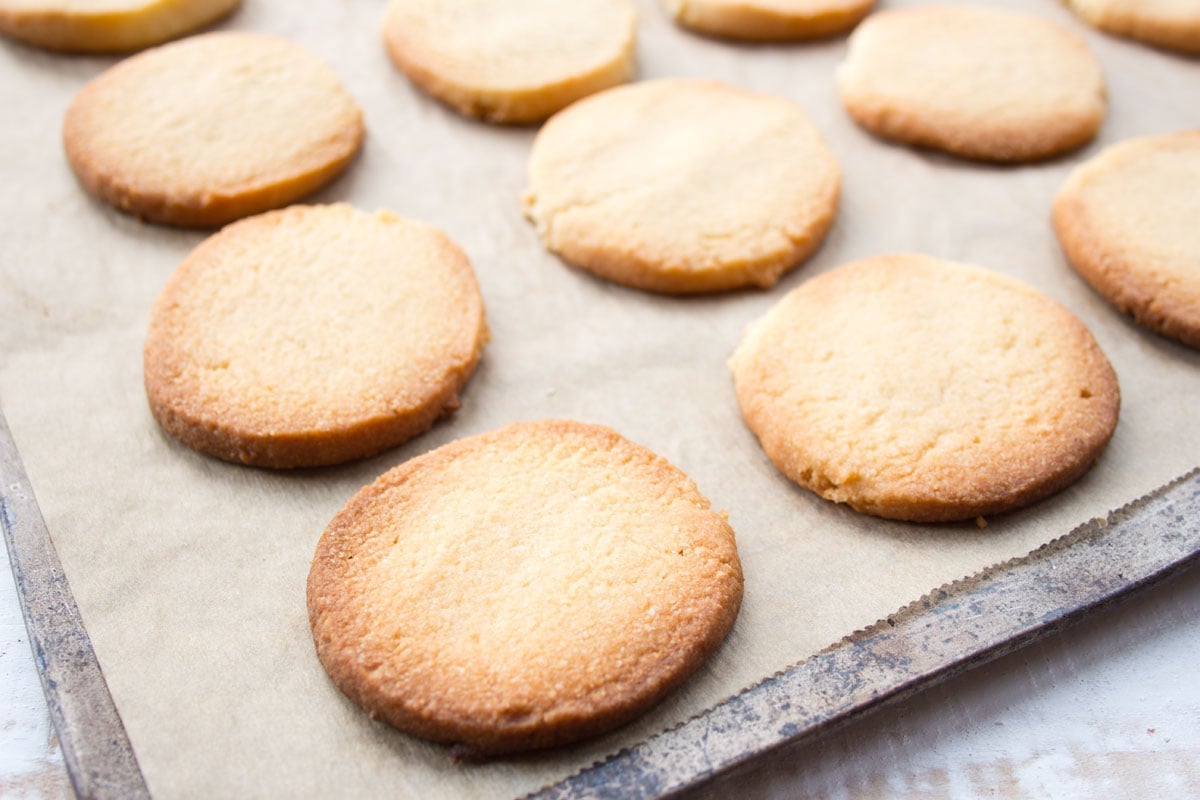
[1, 1, 1198, 797]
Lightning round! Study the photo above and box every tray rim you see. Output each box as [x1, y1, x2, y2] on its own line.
[6, 402, 1198, 800]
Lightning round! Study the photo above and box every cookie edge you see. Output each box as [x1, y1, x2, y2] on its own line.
[61, 31, 366, 228]
[836, 5, 1107, 163]
[1053, 132, 1200, 349]
[661, 0, 874, 41]
[380, 0, 638, 125]
[306, 419, 744, 754]
[731, 255, 1121, 522]
[0, 0, 241, 53]
[142, 205, 490, 469]
[523, 78, 842, 294]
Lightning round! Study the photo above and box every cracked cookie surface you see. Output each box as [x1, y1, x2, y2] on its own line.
[523, 78, 840, 294]
[730, 254, 1120, 522]
[143, 204, 488, 468]
[307, 419, 743, 755]
[1054, 130, 1200, 349]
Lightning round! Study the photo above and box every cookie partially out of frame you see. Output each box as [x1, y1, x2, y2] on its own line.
[730, 254, 1120, 523]
[381, 0, 637, 124]
[660, 0, 874, 41]
[307, 419, 743, 755]
[1054, 130, 1200, 349]
[1064, 0, 1200, 55]
[836, 5, 1106, 162]
[0, 0, 239, 53]
[144, 204, 488, 468]
[63, 31, 364, 227]
[524, 78, 840, 294]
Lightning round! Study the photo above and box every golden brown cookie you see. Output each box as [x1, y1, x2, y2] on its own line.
[0, 0, 239, 53]
[660, 0, 874, 41]
[836, 5, 1107, 162]
[307, 419, 743, 755]
[1064, 0, 1200, 55]
[523, 78, 840, 294]
[381, 0, 637, 124]
[1054, 131, 1200, 349]
[143, 204, 488, 468]
[63, 31, 364, 227]
[730, 255, 1120, 522]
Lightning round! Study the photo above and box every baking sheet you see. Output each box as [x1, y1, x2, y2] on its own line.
[1, 1, 1198, 798]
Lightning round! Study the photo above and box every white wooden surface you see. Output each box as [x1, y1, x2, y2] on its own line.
[4, 531, 1198, 799]
[1, 535, 70, 800]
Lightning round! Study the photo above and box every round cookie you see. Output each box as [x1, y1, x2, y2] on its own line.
[143, 204, 488, 468]
[1064, 0, 1200, 55]
[836, 5, 1106, 162]
[381, 0, 637, 124]
[63, 31, 364, 227]
[660, 0, 874, 41]
[0, 0, 239, 53]
[523, 78, 841, 294]
[307, 419, 743, 755]
[730, 255, 1120, 523]
[1054, 131, 1200, 349]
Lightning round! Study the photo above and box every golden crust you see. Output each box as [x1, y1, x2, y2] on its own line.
[730, 255, 1120, 522]
[523, 78, 840, 294]
[381, 0, 637, 125]
[0, 0, 240, 53]
[63, 31, 364, 227]
[306, 419, 743, 754]
[143, 204, 488, 468]
[1053, 131, 1200, 349]
[836, 5, 1106, 163]
[660, 0, 874, 42]
[1065, 0, 1200, 55]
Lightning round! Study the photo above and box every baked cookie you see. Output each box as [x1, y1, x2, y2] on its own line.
[63, 32, 364, 227]
[660, 0, 874, 41]
[381, 0, 637, 124]
[836, 5, 1107, 162]
[524, 78, 840, 294]
[0, 0, 238, 53]
[144, 204, 488, 468]
[1064, 0, 1200, 55]
[307, 419, 743, 755]
[730, 255, 1120, 523]
[1054, 131, 1200, 349]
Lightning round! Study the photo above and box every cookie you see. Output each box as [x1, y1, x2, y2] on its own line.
[307, 419, 743, 755]
[523, 78, 840, 294]
[143, 204, 488, 468]
[1064, 0, 1200, 55]
[660, 0, 874, 41]
[1054, 131, 1200, 349]
[836, 5, 1106, 162]
[381, 0, 637, 124]
[0, 0, 239, 53]
[730, 255, 1120, 523]
[63, 31, 364, 227]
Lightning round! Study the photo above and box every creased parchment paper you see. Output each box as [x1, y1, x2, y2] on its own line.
[1, 1, 1198, 797]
